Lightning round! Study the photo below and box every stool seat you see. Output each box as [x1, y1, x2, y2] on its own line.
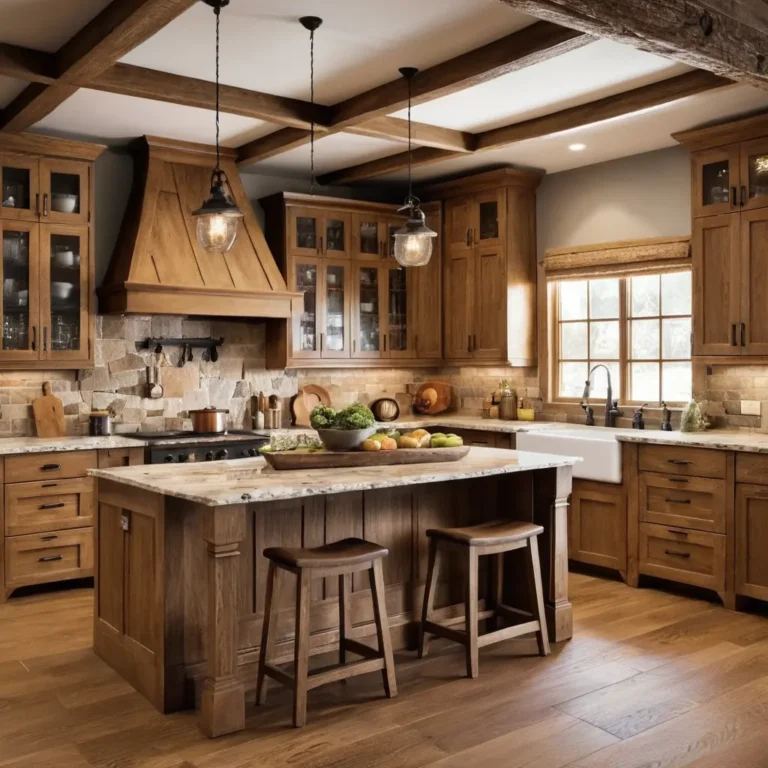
[427, 520, 543, 547]
[264, 538, 388, 569]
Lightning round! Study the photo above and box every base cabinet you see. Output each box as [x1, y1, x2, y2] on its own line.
[736, 483, 768, 601]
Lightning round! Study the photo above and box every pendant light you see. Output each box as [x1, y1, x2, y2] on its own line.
[299, 16, 322, 193]
[192, 0, 243, 253]
[393, 67, 437, 268]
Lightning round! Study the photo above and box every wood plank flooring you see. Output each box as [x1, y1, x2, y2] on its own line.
[2, 574, 768, 767]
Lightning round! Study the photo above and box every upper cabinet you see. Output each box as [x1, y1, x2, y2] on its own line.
[261, 193, 442, 368]
[429, 169, 542, 367]
[0, 135, 102, 369]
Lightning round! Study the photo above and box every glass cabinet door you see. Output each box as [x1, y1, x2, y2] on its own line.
[288, 207, 321, 258]
[692, 145, 740, 217]
[353, 264, 382, 358]
[384, 219, 407, 260]
[741, 138, 768, 212]
[1, 155, 40, 222]
[353, 214, 384, 260]
[291, 258, 321, 358]
[41, 225, 89, 361]
[321, 261, 350, 358]
[323, 214, 350, 259]
[473, 189, 505, 246]
[0, 221, 39, 361]
[386, 265, 413, 358]
[40, 159, 89, 226]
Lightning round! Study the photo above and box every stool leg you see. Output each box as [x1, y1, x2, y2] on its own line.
[370, 559, 398, 698]
[339, 572, 351, 667]
[418, 537, 441, 658]
[492, 553, 505, 631]
[293, 569, 311, 727]
[465, 547, 479, 678]
[256, 561, 281, 705]
[526, 536, 550, 657]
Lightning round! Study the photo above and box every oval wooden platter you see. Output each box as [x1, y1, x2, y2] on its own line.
[261, 445, 472, 470]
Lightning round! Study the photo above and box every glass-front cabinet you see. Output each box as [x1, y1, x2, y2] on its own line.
[741, 137, 768, 212]
[288, 208, 351, 259]
[692, 145, 741, 217]
[353, 214, 385, 261]
[1, 155, 40, 222]
[40, 159, 89, 226]
[473, 189, 505, 246]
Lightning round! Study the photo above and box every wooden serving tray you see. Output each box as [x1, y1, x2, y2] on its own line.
[262, 445, 471, 470]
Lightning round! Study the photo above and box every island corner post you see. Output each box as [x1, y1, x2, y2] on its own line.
[93, 458, 573, 738]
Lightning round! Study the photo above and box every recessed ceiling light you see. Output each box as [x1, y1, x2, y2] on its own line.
[569, 143, 586, 152]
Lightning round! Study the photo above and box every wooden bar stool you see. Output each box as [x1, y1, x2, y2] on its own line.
[418, 520, 550, 678]
[256, 538, 398, 727]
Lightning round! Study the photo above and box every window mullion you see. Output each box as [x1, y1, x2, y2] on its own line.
[620, 277, 628, 404]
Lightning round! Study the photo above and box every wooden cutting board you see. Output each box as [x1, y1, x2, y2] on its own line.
[413, 382, 452, 415]
[32, 381, 66, 438]
[290, 385, 332, 427]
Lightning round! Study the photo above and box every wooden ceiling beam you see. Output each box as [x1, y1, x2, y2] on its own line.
[347, 117, 475, 152]
[497, 0, 768, 89]
[329, 21, 590, 129]
[237, 128, 313, 165]
[1, 0, 198, 132]
[0, 43, 55, 84]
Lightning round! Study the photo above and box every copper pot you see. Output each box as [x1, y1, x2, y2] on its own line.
[189, 407, 229, 434]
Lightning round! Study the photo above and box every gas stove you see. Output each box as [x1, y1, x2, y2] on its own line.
[124, 429, 271, 464]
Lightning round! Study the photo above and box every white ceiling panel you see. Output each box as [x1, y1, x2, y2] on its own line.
[33, 88, 276, 147]
[377, 85, 768, 182]
[0, 75, 26, 108]
[391, 39, 691, 132]
[246, 133, 407, 179]
[0, 0, 113, 52]
[121, 0, 534, 105]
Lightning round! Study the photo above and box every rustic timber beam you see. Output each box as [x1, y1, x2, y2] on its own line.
[0, 43, 55, 84]
[348, 117, 476, 152]
[237, 128, 313, 165]
[1, 0, 198, 132]
[318, 68, 733, 184]
[329, 21, 590, 128]
[497, 0, 768, 89]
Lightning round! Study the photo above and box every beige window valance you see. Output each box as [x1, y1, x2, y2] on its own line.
[543, 235, 691, 280]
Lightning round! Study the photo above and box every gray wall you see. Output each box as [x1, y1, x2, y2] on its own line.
[536, 145, 691, 260]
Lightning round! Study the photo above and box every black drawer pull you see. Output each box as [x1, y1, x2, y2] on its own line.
[41, 483, 58, 488]
[41, 534, 58, 541]
[38, 555, 63, 562]
[664, 550, 691, 559]
[40, 463, 61, 472]
[666, 459, 691, 466]
[39, 502, 65, 510]
[667, 477, 689, 484]
[668, 529, 689, 536]
[664, 498, 692, 504]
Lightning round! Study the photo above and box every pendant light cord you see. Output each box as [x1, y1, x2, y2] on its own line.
[407, 74, 413, 205]
[310, 25, 316, 194]
[214, 3, 221, 173]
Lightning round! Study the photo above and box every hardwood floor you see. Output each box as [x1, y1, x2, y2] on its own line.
[3, 574, 768, 767]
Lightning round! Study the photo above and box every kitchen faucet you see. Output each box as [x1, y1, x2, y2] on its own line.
[580, 364, 622, 427]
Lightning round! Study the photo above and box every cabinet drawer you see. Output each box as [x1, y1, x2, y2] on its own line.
[5, 528, 93, 590]
[639, 445, 725, 479]
[639, 472, 726, 533]
[736, 453, 768, 485]
[6, 450, 97, 483]
[639, 522, 725, 592]
[5, 477, 94, 537]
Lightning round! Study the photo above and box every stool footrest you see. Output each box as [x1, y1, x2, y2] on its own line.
[423, 619, 467, 645]
[476, 620, 541, 648]
[307, 657, 385, 690]
[263, 663, 294, 690]
[342, 638, 381, 660]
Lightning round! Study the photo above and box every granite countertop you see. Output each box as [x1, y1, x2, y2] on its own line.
[91, 447, 579, 507]
[0, 435, 147, 456]
[375, 415, 563, 434]
[616, 430, 768, 454]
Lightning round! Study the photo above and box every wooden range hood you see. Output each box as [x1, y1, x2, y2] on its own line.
[99, 136, 300, 318]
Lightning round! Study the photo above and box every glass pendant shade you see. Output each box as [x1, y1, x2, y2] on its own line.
[192, 170, 243, 253]
[393, 206, 437, 267]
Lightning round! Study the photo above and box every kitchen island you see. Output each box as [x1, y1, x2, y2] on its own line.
[91, 447, 577, 737]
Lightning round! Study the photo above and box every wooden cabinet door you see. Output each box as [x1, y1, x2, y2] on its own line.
[740, 207, 768, 354]
[691, 145, 740, 218]
[411, 203, 442, 360]
[0, 154, 40, 222]
[352, 263, 385, 358]
[569, 480, 627, 572]
[39, 158, 89, 226]
[288, 256, 322, 360]
[445, 196, 474, 252]
[692, 214, 741, 356]
[473, 244, 506, 359]
[0, 220, 41, 363]
[473, 188, 506, 247]
[739, 137, 768, 212]
[444, 248, 473, 359]
[320, 259, 351, 359]
[736, 483, 768, 601]
[352, 214, 385, 261]
[287, 207, 321, 258]
[384, 264, 415, 359]
[322, 213, 351, 259]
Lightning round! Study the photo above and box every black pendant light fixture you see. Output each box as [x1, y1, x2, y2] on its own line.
[192, 0, 243, 253]
[299, 15, 322, 193]
[393, 67, 437, 268]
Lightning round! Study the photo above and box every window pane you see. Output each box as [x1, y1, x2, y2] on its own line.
[662, 317, 691, 359]
[559, 280, 588, 320]
[631, 274, 660, 317]
[587, 362, 620, 400]
[560, 362, 587, 398]
[662, 362, 692, 402]
[631, 318, 659, 360]
[561, 322, 587, 359]
[590, 320, 619, 359]
[661, 271, 691, 315]
[589, 278, 619, 319]
[631, 362, 660, 402]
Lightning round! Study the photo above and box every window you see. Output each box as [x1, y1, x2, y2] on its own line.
[553, 271, 692, 404]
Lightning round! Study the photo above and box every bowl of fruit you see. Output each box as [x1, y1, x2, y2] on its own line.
[310, 402, 377, 450]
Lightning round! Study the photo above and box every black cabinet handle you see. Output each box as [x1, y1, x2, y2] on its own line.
[41, 534, 58, 541]
[39, 502, 65, 510]
[666, 459, 691, 466]
[319, 236, 323, 254]
[32, 326, 37, 352]
[40, 463, 61, 471]
[664, 498, 692, 504]
[741, 185, 747, 207]
[732, 323, 737, 346]
[383, 333, 387, 352]
[43, 327, 47, 353]
[732, 186, 738, 207]
[741, 322, 746, 347]
[466, 228, 472, 246]
[667, 477, 689, 484]
[39, 555, 63, 562]
[667, 529, 689, 536]
[664, 550, 691, 559]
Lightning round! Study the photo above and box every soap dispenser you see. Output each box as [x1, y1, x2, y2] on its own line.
[632, 403, 647, 430]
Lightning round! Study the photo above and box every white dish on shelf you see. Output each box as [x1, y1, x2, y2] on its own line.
[53, 249, 76, 267]
[51, 194, 78, 213]
[51, 281, 74, 299]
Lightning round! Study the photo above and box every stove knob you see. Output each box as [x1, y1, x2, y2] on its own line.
[163, 454, 175, 463]
[205, 451, 215, 462]
[215, 449, 229, 461]
[248, 448, 258, 457]
[178, 453, 189, 463]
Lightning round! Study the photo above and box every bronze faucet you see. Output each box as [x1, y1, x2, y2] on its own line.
[581, 364, 622, 428]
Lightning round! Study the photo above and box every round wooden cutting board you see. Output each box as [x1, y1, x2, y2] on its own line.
[412, 382, 452, 415]
[291, 385, 332, 427]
